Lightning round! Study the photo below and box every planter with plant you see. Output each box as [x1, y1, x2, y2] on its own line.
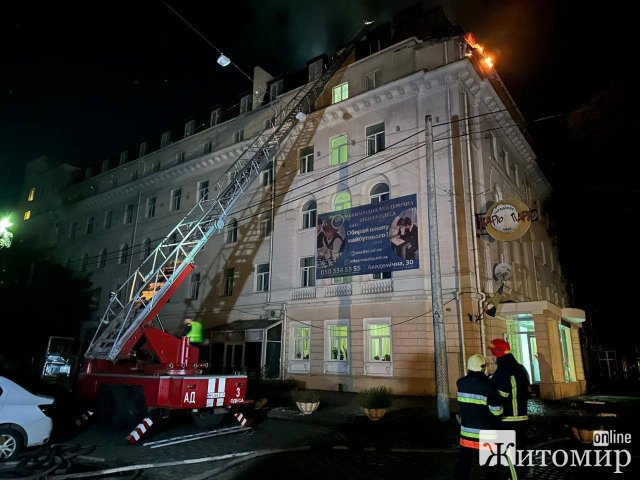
[357, 386, 392, 421]
[291, 389, 320, 414]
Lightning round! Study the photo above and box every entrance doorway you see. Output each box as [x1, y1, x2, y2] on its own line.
[506, 314, 540, 383]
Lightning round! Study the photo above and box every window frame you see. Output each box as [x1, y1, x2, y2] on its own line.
[188, 273, 201, 300]
[124, 203, 134, 224]
[27, 187, 36, 202]
[364, 318, 393, 376]
[259, 212, 272, 238]
[302, 201, 317, 230]
[300, 256, 316, 287]
[197, 180, 210, 202]
[223, 267, 235, 296]
[146, 196, 156, 218]
[118, 244, 129, 265]
[365, 122, 385, 156]
[240, 94, 252, 114]
[292, 324, 311, 360]
[369, 183, 390, 204]
[298, 146, 314, 174]
[269, 79, 283, 101]
[98, 249, 107, 269]
[330, 134, 348, 166]
[225, 218, 238, 244]
[104, 210, 112, 230]
[170, 188, 182, 211]
[331, 82, 349, 104]
[364, 69, 381, 91]
[255, 263, 270, 292]
[86, 216, 95, 235]
[324, 320, 349, 363]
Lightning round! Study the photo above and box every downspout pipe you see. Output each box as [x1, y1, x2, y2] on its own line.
[463, 89, 487, 356]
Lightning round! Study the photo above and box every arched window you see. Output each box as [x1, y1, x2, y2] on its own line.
[98, 249, 107, 269]
[302, 201, 317, 229]
[226, 218, 238, 244]
[141, 238, 151, 259]
[370, 183, 390, 204]
[119, 244, 129, 265]
[334, 191, 351, 211]
[80, 253, 89, 272]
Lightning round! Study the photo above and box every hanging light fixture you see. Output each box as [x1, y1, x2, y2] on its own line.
[217, 54, 231, 67]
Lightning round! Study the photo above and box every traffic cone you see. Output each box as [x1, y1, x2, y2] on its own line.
[127, 417, 154, 444]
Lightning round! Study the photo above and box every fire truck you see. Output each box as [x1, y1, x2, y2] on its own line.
[74, 23, 371, 428]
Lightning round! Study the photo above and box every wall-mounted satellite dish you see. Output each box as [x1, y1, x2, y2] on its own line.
[494, 263, 513, 281]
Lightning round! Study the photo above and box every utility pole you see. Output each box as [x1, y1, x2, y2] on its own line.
[425, 115, 450, 421]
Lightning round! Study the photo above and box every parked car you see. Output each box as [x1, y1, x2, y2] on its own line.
[0, 376, 54, 460]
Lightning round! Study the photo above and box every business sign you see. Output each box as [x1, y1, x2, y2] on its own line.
[481, 198, 533, 241]
[316, 194, 419, 279]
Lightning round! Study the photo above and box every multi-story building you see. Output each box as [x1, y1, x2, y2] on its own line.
[17, 5, 586, 399]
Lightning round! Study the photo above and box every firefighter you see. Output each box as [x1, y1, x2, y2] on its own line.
[456, 353, 503, 480]
[182, 318, 203, 345]
[489, 338, 532, 478]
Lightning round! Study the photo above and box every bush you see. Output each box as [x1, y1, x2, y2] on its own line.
[357, 386, 393, 409]
[291, 389, 320, 403]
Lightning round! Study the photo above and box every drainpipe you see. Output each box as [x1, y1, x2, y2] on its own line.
[281, 302, 288, 380]
[445, 76, 466, 375]
[463, 91, 487, 357]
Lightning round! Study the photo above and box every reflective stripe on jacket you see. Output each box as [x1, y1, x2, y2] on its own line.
[456, 371, 504, 449]
[491, 353, 530, 422]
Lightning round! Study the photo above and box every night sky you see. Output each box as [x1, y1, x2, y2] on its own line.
[1, 1, 636, 345]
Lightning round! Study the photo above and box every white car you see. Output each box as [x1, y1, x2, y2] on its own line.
[0, 376, 54, 460]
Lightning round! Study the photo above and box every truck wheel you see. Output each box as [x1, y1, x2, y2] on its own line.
[119, 386, 149, 430]
[0, 428, 23, 460]
[192, 410, 225, 428]
[97, 385, 129, 427]
[96, 385, 116, 422]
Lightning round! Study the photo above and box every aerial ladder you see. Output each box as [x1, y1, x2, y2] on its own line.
[77, 22, 372, 424]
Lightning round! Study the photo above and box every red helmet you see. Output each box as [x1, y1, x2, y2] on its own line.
[488, 338, 511, 358]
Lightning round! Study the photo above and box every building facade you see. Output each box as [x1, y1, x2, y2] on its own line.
[18, 6, 585, 399]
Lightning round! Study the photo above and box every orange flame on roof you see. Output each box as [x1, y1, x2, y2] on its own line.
[464, 32, 495, 69]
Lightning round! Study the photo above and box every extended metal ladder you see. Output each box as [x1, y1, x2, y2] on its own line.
[85, 22, 372, 361]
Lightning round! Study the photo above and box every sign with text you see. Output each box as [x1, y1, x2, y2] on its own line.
[316, 194, 419, 279]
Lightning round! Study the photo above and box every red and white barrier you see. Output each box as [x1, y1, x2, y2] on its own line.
[127, 417, 154, 444]
[233, 412, 253, 428]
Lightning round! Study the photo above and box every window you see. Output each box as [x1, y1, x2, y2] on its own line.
[370, 183, 389, 204]
[210, 108, 221, 127]
[86, 216, 95, 235]
[365, 69, 381, 91]
[203, 141, 213, 154]
[264, 116, 276, 130]
[328, 324, 348, 360]
[81, 253, 89, 272]
[98, 249, 107, 269]
[188, 273, 201, 300]
[334, 191, 351, 211]
[176, 152, 186, 164]
[259, 212, 272, 237]
[101, 159, 110, 173]
[119, 151, 128, 165]
[223, 267, 235, 296]
[330, 135, 348, 166]
[502, 150, 510, 176]
[366, 122, 385, 155]
[367, 321, 392, 362]
[240, 94, 252, 114]
[300, 256, 316, 287]
[372, 271, 392, 280]
[197, 180, 209, 201]
[506, 315, 541, 384]
[118, 244, 129, 265]
[488, 133, 498, 160]
[141, 238, 151, 259]
[146, 197, 156, 218]
[332, 82, 349, 104]
[104, 210, 112, 230]
[124, 203, 134, 224]
[160, 130, 171, 148]
[233, 129, 244, 143]
[171, 189, 182, 211]
[23, 210, 31, 221]
[299, 146, 314, 174]
[256, 263, 270, 292]
[184, 120, 195, 137]
[560, 323, 576, 382]
[138, 141, 148, 158]
[69, 221, 77, 239]
[293, 326, 310, 359]
[225, 218, 238, 244]
[308, 59, 323, 81]
[261, 162, 273, 187]
[302, 201, 317, 229]
[27, 187, 36, 202]
[269, 79, 283, 101]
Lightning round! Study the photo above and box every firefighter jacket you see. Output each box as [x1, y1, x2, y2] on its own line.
[186, 321, 204, 343]
[456, 371, 504, 449]
[491, 353, 530, 422]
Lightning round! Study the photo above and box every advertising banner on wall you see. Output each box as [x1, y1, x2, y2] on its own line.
[316, 194, 419, 279]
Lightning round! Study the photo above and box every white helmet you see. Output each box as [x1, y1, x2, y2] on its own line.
[467, 354, 486, 372]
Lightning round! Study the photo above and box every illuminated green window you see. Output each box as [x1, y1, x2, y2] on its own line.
[368, 323, 391, 361]
[334, 191, 351, 211]
[293, 326, 310, 360]
[329, 325, 348, 360]
[332, 82, 349, 104]
[330, 135, 348, 166]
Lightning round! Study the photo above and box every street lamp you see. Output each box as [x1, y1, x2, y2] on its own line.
[217, 54, 231, 67]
